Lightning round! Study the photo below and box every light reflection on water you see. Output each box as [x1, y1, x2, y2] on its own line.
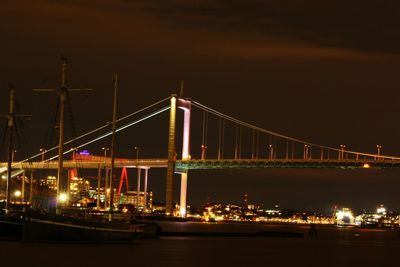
[1, 222, 399, 267]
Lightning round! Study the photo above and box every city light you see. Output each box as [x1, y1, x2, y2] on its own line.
[179, 208, 186, 217]
[377, 205, 386, 215]
[58, 193, 69, 203]
[14, 190, 21, 197]
[335, 208, 355, 225]
[363, 163, 370, 168]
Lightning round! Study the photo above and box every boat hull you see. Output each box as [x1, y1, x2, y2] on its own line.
[22, 219, 141, 243]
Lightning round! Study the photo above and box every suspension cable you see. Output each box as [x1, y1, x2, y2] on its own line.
[218, 118, 222, 160]
[18, 106, 170, 164]
[18, 97, 170, 163]
[251, 129, 255, 160]
[192, 101, 400, 160]
[234, 123, 238, 160]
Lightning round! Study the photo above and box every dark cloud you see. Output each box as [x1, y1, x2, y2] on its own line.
[109, 0, 400, 54]
[3, 0, 397, 60]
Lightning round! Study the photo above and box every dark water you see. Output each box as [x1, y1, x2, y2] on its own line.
[1, 222, 400, 267]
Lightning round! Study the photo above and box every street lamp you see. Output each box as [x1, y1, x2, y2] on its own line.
[12, 150, 17, 163]
[268, 145, 273, 160]
[134, 146, 140, 163]
[201, 144, 207, 160]
[304, 145, 309, 160]
[376, 145, 382, 161]
[71, 147, 78, 160]
[39, 148, 47, 162]
[102, 147, 110, 158]
[339, 145, 346, 160]
[14, 190, 21, 198]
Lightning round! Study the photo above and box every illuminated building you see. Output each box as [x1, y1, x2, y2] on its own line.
[88, 188, 106, 204]
[335, 208, 355, 225]
[40, 176, 57, 191]
[117, 190, 153, 210]
[69, 177, 90, 195]
[356, 205, 393, 228]
[376, 204, 386, 215]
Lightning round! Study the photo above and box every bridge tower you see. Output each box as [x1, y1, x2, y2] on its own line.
[165, 95, 192, 216]
[178, 98, 191, 217]
[165, 95, 177, 215]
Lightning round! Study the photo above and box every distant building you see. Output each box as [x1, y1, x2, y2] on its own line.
[69, 177, 90, 196]
[40, 176, 57, 191]
[335, 208, 355, 225]
[88, 188, 107, 204]
[355, 205, 395, 227]
[117, 190, 153, 210]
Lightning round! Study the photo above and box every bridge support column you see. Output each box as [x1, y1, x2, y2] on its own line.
[180, 172, 188, 217]
[144, 168, 148, 211]
[29, 171, 34, 205]
[178, 98, 191, 217]
[22, 170, 25, 203]
[165, 95, 177, 215]
[137, 168, 141, 209]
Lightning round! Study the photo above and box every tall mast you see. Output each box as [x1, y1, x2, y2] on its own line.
[109, 73, 118, 221]
[33, 56, 91, 212]
[56, 57, 68, 210]
[5, 83, 15, 214]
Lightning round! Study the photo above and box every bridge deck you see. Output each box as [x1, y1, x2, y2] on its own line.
[0, 159, 168, 170]
[175, 159, 400, 171]
[2, 158, 400, 171]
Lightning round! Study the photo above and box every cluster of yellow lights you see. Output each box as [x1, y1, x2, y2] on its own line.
[202, 209, 335, 224]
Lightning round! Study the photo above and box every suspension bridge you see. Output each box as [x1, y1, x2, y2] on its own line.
[2, 95, 400, 217]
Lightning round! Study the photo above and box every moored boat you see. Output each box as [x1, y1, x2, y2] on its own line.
[22, 218, 142, 243]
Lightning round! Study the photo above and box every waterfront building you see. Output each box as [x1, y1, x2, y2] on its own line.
[117, 190, 153, 210]
[69, 177, 90, 196]
[335, 208, 355, 225]
[40, 176, 57, 191]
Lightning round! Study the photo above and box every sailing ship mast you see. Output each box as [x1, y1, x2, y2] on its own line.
[5, 83, 15, 214]
[34, 57, 92, 211]
[56, 57, 68, 210]
[108, 73, 118, 221]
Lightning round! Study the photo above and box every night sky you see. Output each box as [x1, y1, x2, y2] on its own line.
[1, 0, 400, 213]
